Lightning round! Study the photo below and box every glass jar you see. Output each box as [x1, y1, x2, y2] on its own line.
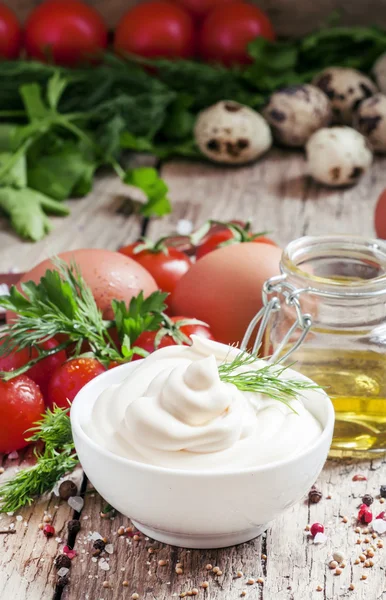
[247, 235, 386, 458]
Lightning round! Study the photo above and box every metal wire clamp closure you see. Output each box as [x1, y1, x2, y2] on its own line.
[240, 274, 312, 363]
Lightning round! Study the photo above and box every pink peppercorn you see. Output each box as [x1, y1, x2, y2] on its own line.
[376, 511, 385, 520]
[63, 545, 77, 559]
[43, 524, 55, 538]
[358, 504, 373, 524]
[310, 523, 324, 537]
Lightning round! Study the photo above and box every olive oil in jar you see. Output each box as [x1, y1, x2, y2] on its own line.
[289, 348, 386, 456]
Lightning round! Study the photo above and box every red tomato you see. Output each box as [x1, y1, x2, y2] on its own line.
[0, 375, 44, 453]
[25, 0, 108, 67]
[114, 1, 196, 60]
[171, 316, 215, 341]
[174, 0, 234, 19]
[198, 2, 275, 66]
[133, 316, 214, 358]
[196, 225, 276, 259]
[46, 358, 105, 410]
[27, 339, 67, 399]
[0, 4, 21, 59]
[118, 241, 191, 295]
[0, 338, 29, 372]
[375, 189, 386, 239]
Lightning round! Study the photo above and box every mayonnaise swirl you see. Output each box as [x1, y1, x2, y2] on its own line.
[85, 337, 322, 470]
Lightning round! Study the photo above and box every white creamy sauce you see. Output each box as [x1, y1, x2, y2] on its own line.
[84, 337, 322, 470]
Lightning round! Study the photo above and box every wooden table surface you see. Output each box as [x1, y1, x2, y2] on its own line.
[1, 150, 386, 600]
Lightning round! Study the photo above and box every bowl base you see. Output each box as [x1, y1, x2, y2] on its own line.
[131, 520, 268, 549]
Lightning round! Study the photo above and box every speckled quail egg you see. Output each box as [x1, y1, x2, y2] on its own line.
[373, 53, 386, 93]
[313, 67, 377, 125]
[194, 100, 272, 164]
[263, 84, 331, 147]
[306, 127, 373, 187]
[354, 93, 386, 153]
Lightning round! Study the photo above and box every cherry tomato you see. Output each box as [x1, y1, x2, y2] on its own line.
[0, 338, 29, 372]
[46, 358, 105, 410]
[174, 0, 234, 19]
[25, 0, 108, 67]
[0, 375, 44, 453]
[0, 4, 21, 59]
[375, 189, 386, 239]
[119, 240, 191, 295]
[133, 316, 214, 358]
[198, 2, 275, 66]
[114, 1, 196, 60]
[170, 316, 215, 341]
[196, 223, 276, 259]
[27, 339, 67, 399]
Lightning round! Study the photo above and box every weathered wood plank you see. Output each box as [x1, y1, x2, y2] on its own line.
[148, 151, 381, 247]
[61, 458, 386, 600]
[0, 173, 142, 273]
[0, 451, 75, 600]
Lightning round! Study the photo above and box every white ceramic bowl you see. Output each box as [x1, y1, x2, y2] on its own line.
[71, 362, 334, 549]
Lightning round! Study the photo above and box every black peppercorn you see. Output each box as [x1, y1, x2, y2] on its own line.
[67, 519, 81, 535]
[59, 480, 78, 500]
[93, 538, 106, 551]
[57, 575, 69, 589]
[308, 486, 322, 504]
[362, 494, 373, 506]
[55, 555, 72, 570]
[380, 485, 386, 499]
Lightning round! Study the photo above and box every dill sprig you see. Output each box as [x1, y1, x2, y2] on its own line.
[0, 407, 77, 513]
[218, 352, 320, 412]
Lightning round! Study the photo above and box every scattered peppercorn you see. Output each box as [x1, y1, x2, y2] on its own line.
[102, 581, 110, 588]
[361, 575, 367, 581]
[122, 581, 129, 587]
[362, 494, 373, 506]
[43, 524, 55, 538]
[335, 568, 342, 576]
[358, 504, 373, 524]
[201, 582, 209, 589]
[216, 570, 223, 576]
[158, 559, 167, 566]
[132, 594, 139, 600]
[57, 574, 69, 588]
[349, 583, 355, 591]
[93, 539, 106, 552]
[55, 555, 72, 570]
[205, 564, 213, 570]
[257, 577, 264, 584]
[67, 519, 81, 535]
[310, 522, 324, 537]
[247, 578, 255, 585]
[236, 571, 243, 578]
[241, 592, 246, 597]
[329, 561, 338, 569]
[176, 567, 184, 575]
[342, 516, 349, 523]
[380, 485, 386, 498]
[333, 551, 344, 564]
[316, 585, 323, 592]
[59, 480, 77, 500]
[191, 589, 198, 595]
[117, 526, 125, 536]
[43, 515, 52, 523]
[308, 487, 322, 504]
[133, 535, 140, 542]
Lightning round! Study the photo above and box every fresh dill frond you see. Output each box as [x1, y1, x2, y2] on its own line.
[0, 445, 78, 513]
[218, 351, 321, 412]
[0, 407, 77, 513]
[27, 405, 73, 447]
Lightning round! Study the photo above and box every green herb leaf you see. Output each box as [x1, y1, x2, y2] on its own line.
[0, 187, 69, 241]
[218, 352, 321, 411]
[0, 406, 77, 513]
[112, 290, 167, 346]
[124, 166, 172, 217]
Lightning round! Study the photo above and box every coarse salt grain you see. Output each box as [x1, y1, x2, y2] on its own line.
[57, 567, 70, 577]
[68, 496, 84, 512]
[176, 219, 193, 236]
[16, 515, 23, 522]
[372, 519, 386, 534]
[99, 559, 110, 571]
[313, 532, 327, 545]
[105, 544, 113, 554]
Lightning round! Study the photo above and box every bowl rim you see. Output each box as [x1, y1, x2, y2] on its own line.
[71, 359, 335, 478]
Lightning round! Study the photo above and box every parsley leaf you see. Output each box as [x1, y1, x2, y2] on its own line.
[112, 290, 168, 347]
[124, 167, 172, 217]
